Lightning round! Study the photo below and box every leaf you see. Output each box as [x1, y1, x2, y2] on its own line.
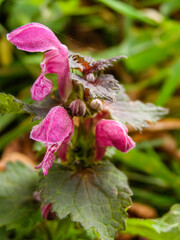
[113, 148, 180, 196]
[107, 99, 168, 130]
[69, 52, 127, 72]
[0, 117, 40, 151]
[69, 52, 85, 70]
[156, 58, 180, 106]
[92, 56, 127, 72]
[0, 93, 25, 115]
[0, 162, 41, 229]
[40, 161, 132, 240]
[71, 72, 125, 101]
[96, 0, 157, 26]
[124, 204, 180, 240]
[11, 90, 61, 120]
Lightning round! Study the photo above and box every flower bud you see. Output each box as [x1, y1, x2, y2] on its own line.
[86, 73, 95, 82]
[90, 99, 103, 111]
[69, 99, 86, 117]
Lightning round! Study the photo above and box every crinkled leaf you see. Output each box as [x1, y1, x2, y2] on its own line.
[108, 99, 168, 130]
[69, 53, 84, 70]
[19, 90, 61, 120]
[71, 73, 125, 101]
[0, 93, 25, 115]
[0, 162, 41, 229]
[124, 204, 180, 240]
[69, 52, 127, 72]
[40, 160, 132, 240]
[92, 56, 127, 71]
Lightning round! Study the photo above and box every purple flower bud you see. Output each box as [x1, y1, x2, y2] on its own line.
[69, 99, 86, 117]
[90, 99, 103, 111]
[95, 119, 135, 160]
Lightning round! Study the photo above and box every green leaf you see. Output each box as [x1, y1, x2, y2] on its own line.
[96, 0, 157, 26]
[108, 99, 168, 130]
[0, 93, 25, 115]
[0, 117, 40, 151]
[156, 58, 180, 106]
[114, 149, 180, 196]
[124, 204, 180, 240]
[0, 162, 41, 229]
[40, 161, 132, 240]
[22, 90, 61, 120]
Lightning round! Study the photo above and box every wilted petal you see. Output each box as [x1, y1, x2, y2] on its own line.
[30, 74, 53, 101]
[7, 23, 60, 52]
[30, 106, 74, 144]
[95, 120, 135, 160]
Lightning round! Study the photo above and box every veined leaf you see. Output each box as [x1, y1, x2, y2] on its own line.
[71, 72, 125, 101]
[107, 99, 168, 130]
[0, 162, 41, 229]
[69, 52, 127, 72]
[40, 161, 132, 240]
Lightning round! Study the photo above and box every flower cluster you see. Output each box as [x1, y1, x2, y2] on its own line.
[7, 23, 135, 175]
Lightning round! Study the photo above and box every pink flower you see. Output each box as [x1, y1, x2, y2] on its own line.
[30, 106, 74, 175]
[95, 119, 135, 160]
[7, 23, 72, 102]
[41, 204, 56, 219]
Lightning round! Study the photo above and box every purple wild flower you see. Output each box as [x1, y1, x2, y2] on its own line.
[7, 23, 72, 102]
[95, 119, 135, 160]
[7, 23, 137, 174]
[30, 106, 74, 175]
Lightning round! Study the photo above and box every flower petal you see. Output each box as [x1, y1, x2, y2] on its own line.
[7, 23, 60, 52]
[57, 143, 68, 161]
[35, 144, 58, 175]
[41, 49, 72, 102]
[96, 119, 135, 155]
[30, 106, 74, 144]
[30, 74, 53, 101]
[7, 23, 72, 102]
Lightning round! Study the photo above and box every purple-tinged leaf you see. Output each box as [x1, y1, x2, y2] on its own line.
[40, 161, 132, 240]
[71, 73, 124, 101]
[92, 55, 127, 71]
[107, 100, 168, 130]
[69, 52, 127, 73]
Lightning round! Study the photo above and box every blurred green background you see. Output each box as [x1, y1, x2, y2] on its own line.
[1, 0, 180, 222]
